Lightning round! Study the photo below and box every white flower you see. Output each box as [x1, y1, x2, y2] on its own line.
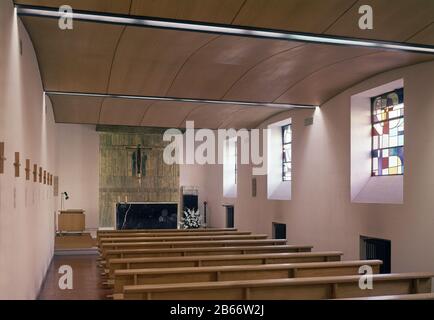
[181, 208, 201, 229]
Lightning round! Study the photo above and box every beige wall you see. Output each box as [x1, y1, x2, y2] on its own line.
[185, 60, 434, 276]
[55, 124, 100, 230]
[0, 0, 57, 299]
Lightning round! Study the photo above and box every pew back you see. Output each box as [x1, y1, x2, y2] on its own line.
[107, 251, 343, 277]
[104, 245, 312, 260]
[120, 273, 433, 300]
[98, 228, 237, 235]
[113, 260, 382, 293]
[97, 228, 238, 243]
[99, 231, 250, 240]
[100, 234, 268, 244]
[100, 239, 287, 257]
[337, 292, 434, 300]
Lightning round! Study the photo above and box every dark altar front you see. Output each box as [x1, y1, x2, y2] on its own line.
[116, 202, 178, 230]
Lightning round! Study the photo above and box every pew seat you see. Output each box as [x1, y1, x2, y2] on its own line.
[97, 228, 238, 243]
[112, 260, 382, 293]
[98, 228, 237, 234]
[117, 272, 433, 300]
[103, 245, 312, 260]
[100, 239, 287, 256]
[107, 251, 343, 277]
[98, 231, 250, 242]
[99, 234, 268, 244]
[337, 292, 434, 300]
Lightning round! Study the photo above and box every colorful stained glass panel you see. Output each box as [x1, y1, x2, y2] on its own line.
[371, 88, 404, 176]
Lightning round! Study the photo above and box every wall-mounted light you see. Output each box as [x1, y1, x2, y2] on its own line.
[61, 191, 69, 210]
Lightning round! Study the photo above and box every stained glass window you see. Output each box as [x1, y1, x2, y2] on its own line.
[282, 124, 292, 181]
[371, 88, 404, 176]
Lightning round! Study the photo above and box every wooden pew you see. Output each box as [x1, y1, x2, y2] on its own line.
[106, 251, 343, 277]
[99, 234, 268, 244]
[97, 228, 238, 243]
[100, 239, 287, 257]
[99, 231, 250, 240]
[112, 260, 382, 294]
[118, 272, 434, 300]
[97, 231, 252, 248]
[337, 292, 434, 300]
[104, 245, 313, 260]
[98, 228, 237, 234]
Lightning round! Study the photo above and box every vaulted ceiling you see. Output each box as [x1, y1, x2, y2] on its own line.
[15, 0, 434, 129]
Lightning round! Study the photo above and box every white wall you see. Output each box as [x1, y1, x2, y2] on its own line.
[55, 124, 100, 230]
[0, 0, 57, 299]
[183, 60, 434, 276]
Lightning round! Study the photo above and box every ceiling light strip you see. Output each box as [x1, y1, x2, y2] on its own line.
[16, 5, 434, 55]
[45, 91, 316, 110]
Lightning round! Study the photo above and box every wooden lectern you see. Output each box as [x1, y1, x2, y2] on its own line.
[58, 210, 85, 233]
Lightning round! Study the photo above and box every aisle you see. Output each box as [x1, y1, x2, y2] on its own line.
[38, 254, 108, 300]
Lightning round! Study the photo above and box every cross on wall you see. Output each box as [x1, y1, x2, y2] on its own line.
[0, 142, 6, 174]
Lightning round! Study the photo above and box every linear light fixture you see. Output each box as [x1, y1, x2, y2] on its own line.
[45, 91, 316, 110]
[16, 5, 434, 55]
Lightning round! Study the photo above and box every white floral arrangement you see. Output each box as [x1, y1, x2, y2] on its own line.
[181, 208, 201, 229]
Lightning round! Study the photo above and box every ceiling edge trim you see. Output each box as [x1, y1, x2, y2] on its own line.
[16, 4, 434, 55]
[46, 91, 315, 110]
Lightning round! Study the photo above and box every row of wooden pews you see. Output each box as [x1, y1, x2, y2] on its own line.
[96, 228, 434, 300]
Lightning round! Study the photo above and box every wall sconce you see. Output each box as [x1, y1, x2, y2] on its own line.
[61, 191, 69, 210]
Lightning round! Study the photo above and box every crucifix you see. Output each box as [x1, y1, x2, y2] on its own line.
[33, 164, 37, 182]
[127, 144, 149, 186]
[13, 152, 21, 177]
[0, 142, 6, 174]
[25, 159, 30, 180]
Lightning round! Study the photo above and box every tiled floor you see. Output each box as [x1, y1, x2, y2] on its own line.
[38, 254, 109, 300]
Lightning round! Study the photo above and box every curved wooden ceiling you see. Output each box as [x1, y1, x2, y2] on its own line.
[48, 94, 276, 129]
[16, 0, 434, 129]
[16, 0, 434, 45]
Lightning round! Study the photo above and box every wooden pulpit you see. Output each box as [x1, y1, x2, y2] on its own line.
[58, 210, 85, 233]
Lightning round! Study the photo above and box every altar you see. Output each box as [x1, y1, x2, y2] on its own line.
[116, 202, 178, 230]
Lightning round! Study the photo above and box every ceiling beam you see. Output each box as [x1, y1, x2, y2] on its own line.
[16, 4, 434, 55]
[45, 91, 316, 110]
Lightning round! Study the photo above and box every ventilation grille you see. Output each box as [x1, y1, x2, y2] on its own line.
[304, 117, 314, 126]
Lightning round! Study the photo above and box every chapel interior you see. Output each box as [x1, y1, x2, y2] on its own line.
[1, 0, 434, 300]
